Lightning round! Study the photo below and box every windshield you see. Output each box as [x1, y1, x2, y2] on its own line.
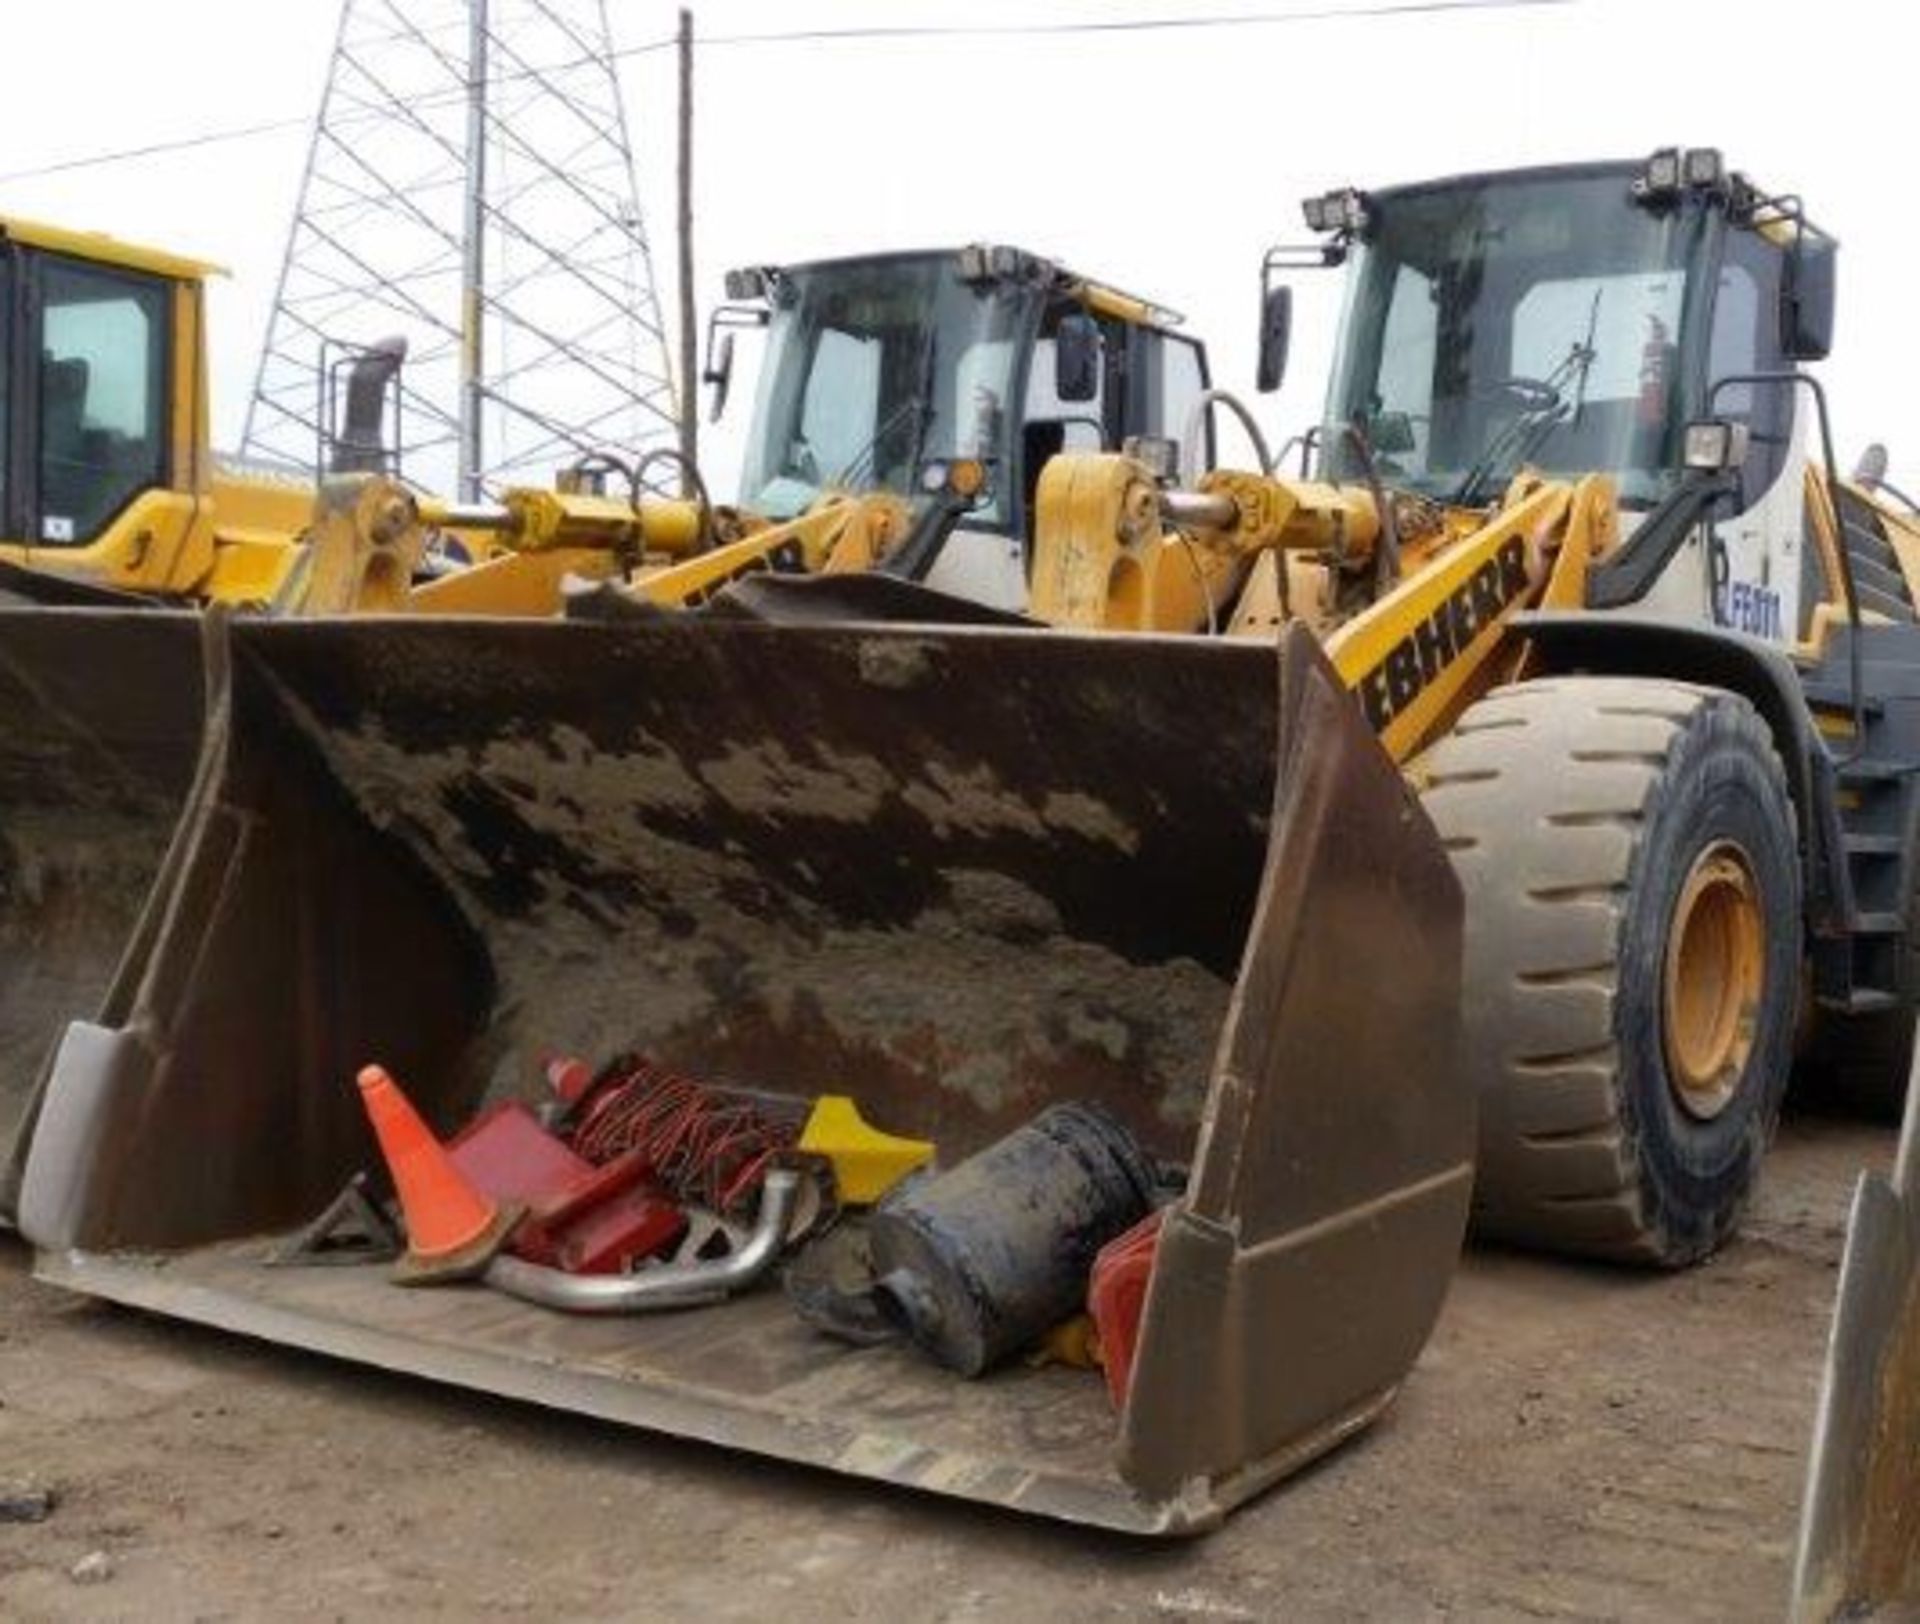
[738, 254, 1036, 524]
[1324, 171, 1708, 507]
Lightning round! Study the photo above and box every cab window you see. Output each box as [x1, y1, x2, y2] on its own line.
[1020, 308, 1111, 535]
[1154, 332, 1208, 474]
[36, 258, 168, 545]
[1152, 332, 1198, 454]
[1025, 307, 1109, 452]
[796, 327, 882, 487]
[1119, 328, 1212, 478]
[1705, 231, 1791, 510]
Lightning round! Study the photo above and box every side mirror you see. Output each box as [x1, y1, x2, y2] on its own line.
[704, 331, 736, 424]
[1054, 314, 1100, 403]
[1683, 418, 1751, 473]
[1783, 235, 1836, 361]
[1256, 284, 1292, 394]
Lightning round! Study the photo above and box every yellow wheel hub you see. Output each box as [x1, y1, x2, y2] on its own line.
[1662, 841, 1765, 1121]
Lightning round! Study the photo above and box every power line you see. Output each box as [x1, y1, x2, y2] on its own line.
[0, 114, 317, 185]
[0, 29, 683, 185]
[694, 0, 1573, 50]
[0, 32, 676, 186]
[0, 0, 1570, 188]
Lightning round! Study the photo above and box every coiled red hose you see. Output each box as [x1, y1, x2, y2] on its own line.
[568, 1057, 794, 1216]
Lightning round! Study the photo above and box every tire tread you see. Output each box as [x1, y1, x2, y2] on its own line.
[1421, 676, 1794, 1264]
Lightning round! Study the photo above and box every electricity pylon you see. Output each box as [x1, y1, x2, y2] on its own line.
[242, 0, 677, 499]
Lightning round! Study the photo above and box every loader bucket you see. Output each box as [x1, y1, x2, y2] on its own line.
[21, 611, 1472, 1533]
[0, 607, 211, 1215]
[1793, 1044, 1920, 1618]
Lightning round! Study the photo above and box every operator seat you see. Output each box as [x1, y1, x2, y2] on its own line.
[1022, 419, 1066, 541]
[38, 355, 93, 539]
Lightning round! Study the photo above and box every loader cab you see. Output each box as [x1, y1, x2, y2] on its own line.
[1310, 153, 1842, 646]
[0, 217, 218, 592]
[719, 246, 1207, 611]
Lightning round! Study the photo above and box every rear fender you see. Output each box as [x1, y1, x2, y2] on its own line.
[1516, 612, 1842, 932]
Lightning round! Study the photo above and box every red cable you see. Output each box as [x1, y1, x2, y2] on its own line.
[568, 1058, 792, 1215]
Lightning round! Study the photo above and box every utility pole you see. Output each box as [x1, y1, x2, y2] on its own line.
[458, 0, 490, 502]
[676, 7, 697, 483]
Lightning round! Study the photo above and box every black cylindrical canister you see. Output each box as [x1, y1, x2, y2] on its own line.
[866, 1102, 1157, 1376]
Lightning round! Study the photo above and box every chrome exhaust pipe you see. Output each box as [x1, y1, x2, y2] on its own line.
[482, 1167, 801, 1314]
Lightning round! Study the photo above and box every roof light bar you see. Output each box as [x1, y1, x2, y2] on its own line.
[1635, 146, 1730, 206]
[1300, 187, 1370, 237]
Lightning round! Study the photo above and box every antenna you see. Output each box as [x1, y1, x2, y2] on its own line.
[242, 0, 678, 498]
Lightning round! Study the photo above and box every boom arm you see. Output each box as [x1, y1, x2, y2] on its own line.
[1030, 449, 1620, 762]
[281, 473, 917, 618]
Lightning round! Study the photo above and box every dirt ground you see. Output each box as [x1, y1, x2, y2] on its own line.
[0, 1112, 1887, 1622]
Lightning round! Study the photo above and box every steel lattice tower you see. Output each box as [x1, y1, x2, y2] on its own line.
[243, 0, 677, 498]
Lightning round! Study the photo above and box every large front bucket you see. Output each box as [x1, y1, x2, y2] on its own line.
[0, 607, 210, 1213]
[22, 611, 1472, 1532]
[1794, 1040, 1920, 1617]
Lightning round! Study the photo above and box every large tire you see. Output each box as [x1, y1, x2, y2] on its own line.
[1418, 677, 1800, 1266]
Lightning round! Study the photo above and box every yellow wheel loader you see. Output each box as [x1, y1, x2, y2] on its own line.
[0, 216, 1211, 616]
[10, 151, 1919, 1541]
[0, 216, 317, 605]
[1027, 148, 1920, 1267]
[0, 214, 1211, 624]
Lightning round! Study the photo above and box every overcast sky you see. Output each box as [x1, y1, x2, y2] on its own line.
[0, 0, 1909, 489]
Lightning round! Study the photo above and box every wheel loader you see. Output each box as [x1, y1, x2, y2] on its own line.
[9, 150, 1920, 1549]
[1025, 148, 1920, 1268]
[0, 214, 1211, 616]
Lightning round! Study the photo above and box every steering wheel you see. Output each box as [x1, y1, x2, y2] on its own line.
[784, 438, 820, 484]
[1490, 375, 1563, 413]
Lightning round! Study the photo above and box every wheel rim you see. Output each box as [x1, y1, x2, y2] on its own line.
[1662, 840, 1765, 1121]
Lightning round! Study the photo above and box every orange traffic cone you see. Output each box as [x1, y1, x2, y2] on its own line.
[356, 1063, 519, 1284]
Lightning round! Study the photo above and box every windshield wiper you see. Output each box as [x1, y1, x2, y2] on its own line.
[831, 326, 937, 491]
[1564, 286, 1604, 430]
[1451, 317, 1599, 508]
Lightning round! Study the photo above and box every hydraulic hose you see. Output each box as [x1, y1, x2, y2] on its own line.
[1180, 389, 1275, 480]
[1342, 420, 1401, 595]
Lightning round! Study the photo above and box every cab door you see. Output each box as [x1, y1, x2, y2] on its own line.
[0, 238, 22, 544]
[1700, 226, 1805, 643]
[25, 250, 173, 550]
[1124, 327, 1210, 477]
